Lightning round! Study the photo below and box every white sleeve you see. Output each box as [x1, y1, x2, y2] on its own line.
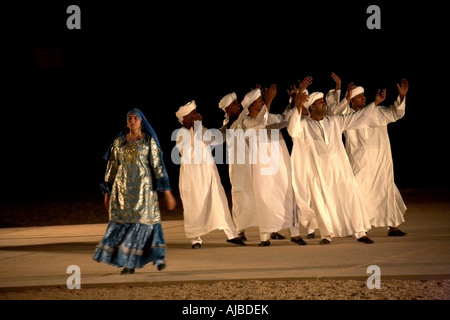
[287, 107, 304, 138]
[325, 89, 341, 109]
[266, 105, 294, 130]
[242, 105, 269, 131]
[377, 96, 406, 123]
[326, 89, 352, 116]
[335, 102, 382, 132]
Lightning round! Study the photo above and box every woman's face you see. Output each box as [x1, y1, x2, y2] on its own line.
[127, 113, 142, 131]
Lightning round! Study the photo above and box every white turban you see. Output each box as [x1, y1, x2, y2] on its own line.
[219, 92, 237, 111]
[241, 88, 261, 109]
[304, 92, 324, 108]
[175, 100, 197, 124]
[349, 86, 364, 100]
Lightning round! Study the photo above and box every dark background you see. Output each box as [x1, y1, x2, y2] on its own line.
[1, 0, 448, 205]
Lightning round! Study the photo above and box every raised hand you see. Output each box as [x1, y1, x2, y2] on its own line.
[287, 84, 298, 103]
[345, 81, 356, 101]
[375, 88, 386, 106]
[263, 84, 278, 111]
[294, 90, 309, 113]
[397, 78, 409, 101]
[331, 72, 341, 90]
[299, 76, 313, 93]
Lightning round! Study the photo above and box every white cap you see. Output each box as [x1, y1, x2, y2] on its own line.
[241, 88, 261, 109]
[304, 92, 324, 108]
[349, 86, 364, 100]
[175, 100, 197, 124]
[219, 92, 237, 111]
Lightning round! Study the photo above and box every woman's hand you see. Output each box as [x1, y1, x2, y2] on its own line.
[163, 191, 177, 211]
[104, 193, 110, 212]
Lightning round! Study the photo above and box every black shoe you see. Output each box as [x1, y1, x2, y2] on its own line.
[157, 263, 166, 271]
[307, 232, 315, 239]
[319, 239, 331, 245]
[270, 232, 286, 240]
[227, 237, 246, 246]
[120, 267, 135, 275]
[258, 240, 271, 247]
[238, 232, 248, 242]
[357, 236, 374, 244]
[388, 230, 407, 237]
[291, 237, 307, 245]
[192, 243, 202, 249]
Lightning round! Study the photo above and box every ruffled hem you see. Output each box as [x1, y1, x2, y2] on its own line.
[93, 221, 166, 269]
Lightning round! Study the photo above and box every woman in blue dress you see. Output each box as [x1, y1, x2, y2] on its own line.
[93, 108, 177, 274]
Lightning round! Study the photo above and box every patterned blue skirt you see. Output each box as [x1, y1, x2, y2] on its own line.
[93, 221, 166, 269]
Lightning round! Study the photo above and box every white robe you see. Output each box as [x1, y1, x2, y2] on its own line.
[241, 106, 297, 234]
[222, 115, 258, 232]
[176, 126, 238, 239]
[288, 103, 390, 238]
[327, 92, 407, 228]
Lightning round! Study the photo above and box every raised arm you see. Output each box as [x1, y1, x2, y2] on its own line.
[287, 91, 309, 138]
[262, 84, 278, 112]
[375, 78, 408, 122]
[241, 105, 268, 131]
[325, 72, 342, 111]
[337, 79, 408, 131]
[327, 78, 356, 116]
[266, 104, 296, 130]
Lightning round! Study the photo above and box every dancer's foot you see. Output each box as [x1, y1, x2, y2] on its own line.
[357, 236, 374, 244]
[307, 232, 315, 239]
[227, 237, 246, 246]
[291, 236, 307, 245]
[157, 263, 166, 271]
[270, 232, 286, 240]
[120, 267, 135, 275]
[388, 227, 407, 237]
[238, 232, 248, 242]
[258, 240, 271, 247]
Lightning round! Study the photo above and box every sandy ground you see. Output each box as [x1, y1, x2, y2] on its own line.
[1, 188, 449, 300]
[1, 279, 449, 300]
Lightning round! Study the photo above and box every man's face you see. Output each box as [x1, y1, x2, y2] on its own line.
[182, 109, 202, 129]
[226, 100, 242, 117]
[351, 93, 367, 109]
[248, 96, 264, 114]
[311, 98, 327, 116]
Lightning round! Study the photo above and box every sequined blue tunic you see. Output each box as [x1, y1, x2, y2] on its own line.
[105, 134, 163, 225]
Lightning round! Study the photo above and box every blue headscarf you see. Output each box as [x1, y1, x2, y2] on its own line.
[103, 108, 171, 192]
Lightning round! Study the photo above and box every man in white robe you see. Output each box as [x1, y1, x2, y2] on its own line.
[288, 88, 391, 244]
[326, 77, 409, 236]
[175, 101, 245, 248]
[286, 77, 319, 239]
[219, 93, 258, 240]
[240, 87, 307, 246]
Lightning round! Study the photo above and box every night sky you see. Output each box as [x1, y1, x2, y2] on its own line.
[2, 1, 449, 204]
